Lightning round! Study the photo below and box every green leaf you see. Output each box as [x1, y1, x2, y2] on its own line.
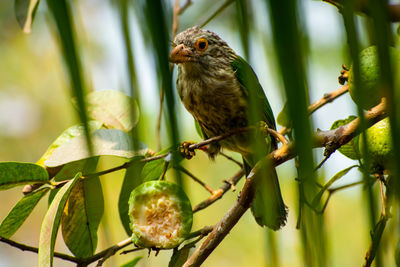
[277, 102, 291, 128]
[48, 157, 100, 206]
[0, 187, 49, 238]
[14, 0, 40, 34]
[235, 0, 250, 59]
[141, 157, 165, 182]
[118, 157, 145, 236]
[168, 246, 191, 267]
[330, 116, 360, 160]
[140, 148, 183, 182]
[38, 173, 81, 267]
[311, 165, 358, 208]
[44, 129, 148, 167]
[37, 121, 103, 167]
[61, 158, 103, 258]
[85, 90, 138, 132]
[0, 162, 49, 190]
[120, 256, 142, 267]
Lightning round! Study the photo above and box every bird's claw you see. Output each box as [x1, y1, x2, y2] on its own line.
[259, 121, 269, 137]
[179, 141, 196, 159]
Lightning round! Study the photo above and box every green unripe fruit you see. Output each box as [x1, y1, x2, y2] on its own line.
[128, 181, 193, 249]
[348, 46, 398, 110]
[330, 116, 360, 160]
[359, 117, 393, 170]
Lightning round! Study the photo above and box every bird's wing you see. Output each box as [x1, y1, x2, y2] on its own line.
[231, 56, 276, 131]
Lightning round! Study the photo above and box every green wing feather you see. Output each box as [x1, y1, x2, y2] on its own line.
[232, 56, 276, 133]
[232, 56, 287, 230]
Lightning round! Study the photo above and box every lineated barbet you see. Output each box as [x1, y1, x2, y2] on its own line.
[169, 26, 287, 230]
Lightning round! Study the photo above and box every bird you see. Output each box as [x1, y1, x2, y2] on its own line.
[169, 26, 287, 230]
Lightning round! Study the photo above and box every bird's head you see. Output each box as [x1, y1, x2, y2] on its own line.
[169, 26, 236, 69]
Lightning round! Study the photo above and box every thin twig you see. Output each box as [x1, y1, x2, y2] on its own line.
[200, 0, 235, 27]
[323, 0, 400, 22]
[363, 175, 391, 267]
[188, 127, 250, 151]
[265, 127, 288, 145]
[178, 0, 192, 15]
[280, 85, 349, 136]
[0, 237, 79, 264]
[219, 151, 243, 168]
[120, 247, 144, 255]
[0, 236, 133, 266]
[172, 0, 181, 41]
[193, 168, 245, 213]
[175, 165, 215, 194]
[84, 238, 133, 266]
[85, 152, 170, 178]
[186, 226, 214, 240]
[314, 155, 330, 171]
[308, 85, 349, 115]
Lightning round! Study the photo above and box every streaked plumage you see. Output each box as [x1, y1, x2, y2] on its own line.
[170, 26, 287, 230]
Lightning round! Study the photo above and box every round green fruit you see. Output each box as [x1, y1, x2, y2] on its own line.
[348, 46, 398, 110]
[128, 180, 193, 249]
[359, 117, 392, 170]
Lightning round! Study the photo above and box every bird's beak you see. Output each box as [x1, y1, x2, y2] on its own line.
[169, 44, 194, 63]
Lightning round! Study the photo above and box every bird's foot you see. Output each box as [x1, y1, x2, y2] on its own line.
[338, 64, 349, 85]
[179, 141, 196, 159]
[258, 121, 269, 137]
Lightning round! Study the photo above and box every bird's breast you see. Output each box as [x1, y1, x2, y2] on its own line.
[177, 67, 249, 148]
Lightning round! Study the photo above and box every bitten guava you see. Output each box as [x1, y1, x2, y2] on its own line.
[128, 180, 193, 249]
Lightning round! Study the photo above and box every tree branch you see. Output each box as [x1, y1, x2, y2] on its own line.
[0, 235, 133, 266]
[322, 0, 400, 22]
[183, 99, 387, 266]
[308, 84, 349, 115]
[175, 165, 215, 194]
[0, 237, 79, 264]
[193, 168, 245, 213]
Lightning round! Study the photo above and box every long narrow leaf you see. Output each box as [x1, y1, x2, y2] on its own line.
[139, 0, 182, 187]
[311, 165, 358, 208]
[46, 0, 92, 154]
[235, 0, 249, 59]
[38, 173, 81, 267]
[14, 0, 40, 33]
[0, 187, 49, 238]
[265, 0, 322, 265]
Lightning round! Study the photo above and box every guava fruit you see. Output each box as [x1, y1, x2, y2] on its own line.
[359, 117, 393, 170]
[128, 180, 193, 249]
[348, 46, 398, 110]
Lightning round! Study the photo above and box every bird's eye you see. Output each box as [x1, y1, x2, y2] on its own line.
[195, 38, 208, 52]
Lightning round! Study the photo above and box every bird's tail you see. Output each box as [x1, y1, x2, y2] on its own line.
[243, 157, 287, 230]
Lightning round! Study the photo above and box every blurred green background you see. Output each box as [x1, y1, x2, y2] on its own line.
[0, 0, 397, 266]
